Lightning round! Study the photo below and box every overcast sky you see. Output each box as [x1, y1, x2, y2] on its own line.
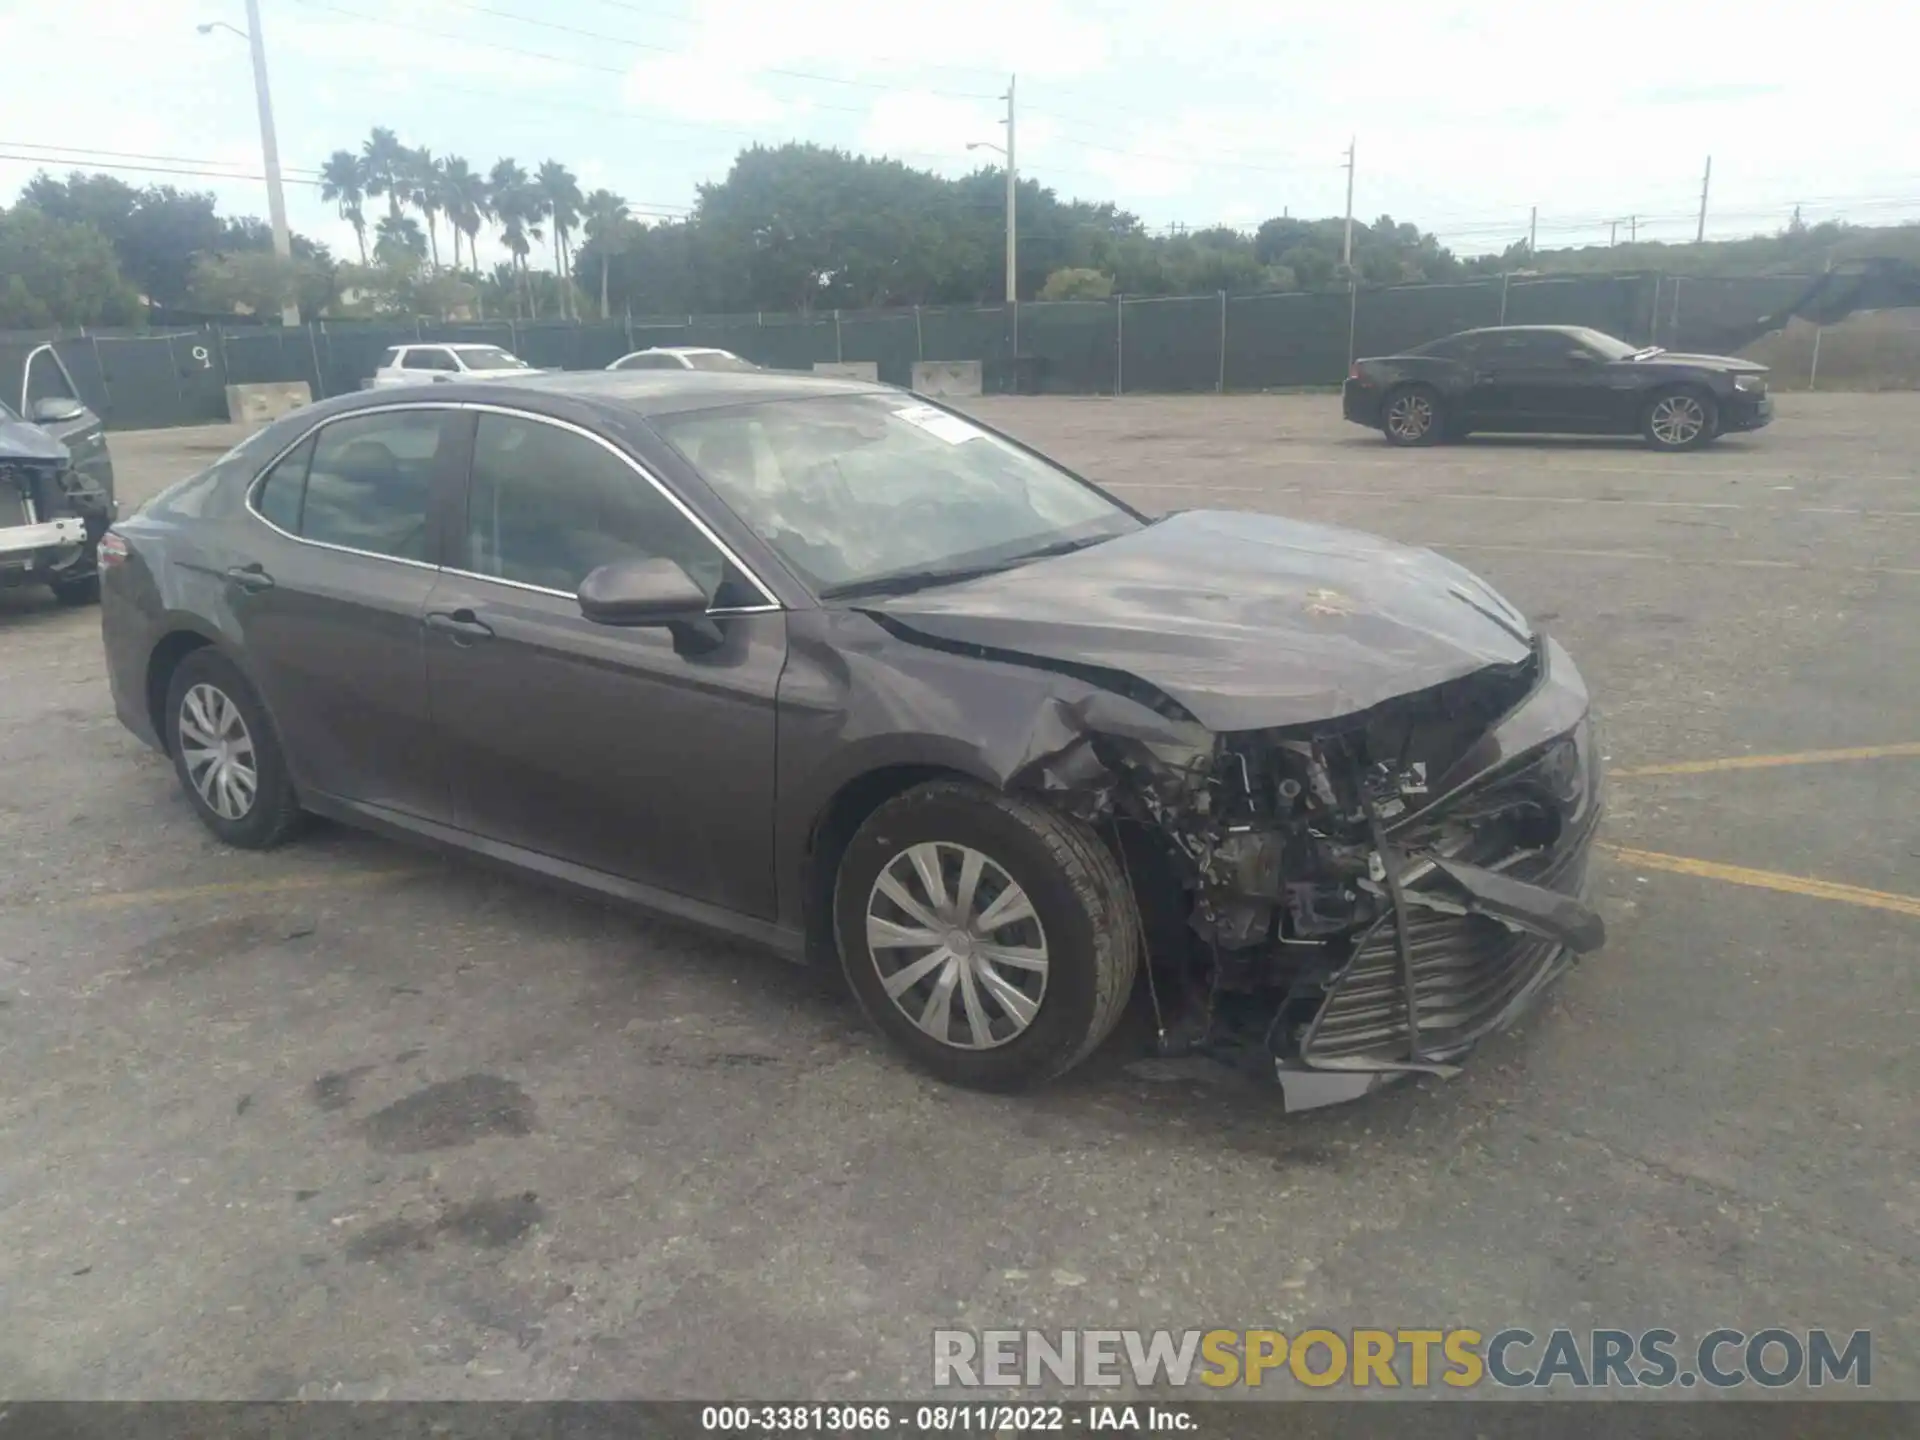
[3, 0, 1914, 271]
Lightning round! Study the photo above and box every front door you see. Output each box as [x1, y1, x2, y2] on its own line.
[229, 405, 461, 818]
[1470, 332, 1616, 431]
[423, 409, 785, 918]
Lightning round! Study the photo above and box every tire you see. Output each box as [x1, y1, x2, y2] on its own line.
[833, 780, 1140, 1091]
[1643, 387, 1718, 451]
[164, 648, 304, 849]
[1380, 385, 1444, 447]
[48, 571, 100, 606]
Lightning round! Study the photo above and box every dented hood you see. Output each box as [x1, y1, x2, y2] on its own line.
[866, 509, 1536, 732]
[0, 418, 69, 463]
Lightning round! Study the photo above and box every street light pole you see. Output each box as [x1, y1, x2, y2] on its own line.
[210, 0, 300, 325]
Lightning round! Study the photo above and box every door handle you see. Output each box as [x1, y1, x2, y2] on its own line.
[225, 564, 275, 593]
[425, 608, 494, 643]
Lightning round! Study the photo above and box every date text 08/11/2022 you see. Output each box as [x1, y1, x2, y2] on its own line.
[701, 1406, 1195, 1432]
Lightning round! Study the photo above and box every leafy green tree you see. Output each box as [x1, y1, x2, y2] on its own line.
[0, 205, 142, 328]
[189, 249, 332, 322]
[1039, 267, 1113, 300]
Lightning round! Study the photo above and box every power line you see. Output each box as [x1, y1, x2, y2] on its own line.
[1, 141, 321, 178]
[0, 150, 323, 187]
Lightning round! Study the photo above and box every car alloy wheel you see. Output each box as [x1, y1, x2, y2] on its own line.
[1648, 393, 1708, 447]
[1384, 390, 1435, 442]
[177, 681, 259, 821]
[865, 841, 1051, 1050]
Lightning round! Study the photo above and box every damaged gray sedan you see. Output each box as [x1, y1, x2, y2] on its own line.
[100, 371, 1604, 1109]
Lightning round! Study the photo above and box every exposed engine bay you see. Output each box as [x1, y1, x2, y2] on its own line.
[0, 454, 110, 592]
[1010, 636, 1606, 1110]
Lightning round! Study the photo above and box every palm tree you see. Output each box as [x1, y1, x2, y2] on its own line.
[373, 213, 426, 266]
[361, 126, 411, 224]
[409, 147, 445, 270]
[440, 156, 489, 274]
[319, 149, 369, 264]
[580, 188, 631, 320]
[488, 159, 541, 317]
[535, 160, 584, 320]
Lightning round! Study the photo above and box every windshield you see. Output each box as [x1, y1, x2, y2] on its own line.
[0, 399, 18, 422]
[655, 395, 1140, 595]
[454, 347, 529, 370]
[685, 352, 758, 372]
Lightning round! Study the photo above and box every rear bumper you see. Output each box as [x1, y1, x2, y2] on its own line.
[1722, 391, 1774, 432]
[1342, 378, 1381, 426]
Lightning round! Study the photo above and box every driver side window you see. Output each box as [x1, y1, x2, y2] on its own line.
[463, 413, 747, 605]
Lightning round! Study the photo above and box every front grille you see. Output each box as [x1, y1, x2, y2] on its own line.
[1302, 830, 1590, 1063]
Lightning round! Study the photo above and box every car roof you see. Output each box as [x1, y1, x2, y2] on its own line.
[639, 346, 734, 356]
[338, 367, 890, 418]
[1449, 325, 1594, 339]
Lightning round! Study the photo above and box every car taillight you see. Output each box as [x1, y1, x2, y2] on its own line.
[98, 531, 129, 569]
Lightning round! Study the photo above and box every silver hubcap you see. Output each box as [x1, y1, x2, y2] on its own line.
[1386, 392, 1433, 439]
[178, 683, 258, 821]
[1650, 395, 1706, 446]
[865, 842, 1050, 1050]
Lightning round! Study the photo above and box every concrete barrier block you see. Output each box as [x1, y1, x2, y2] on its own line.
[911, 360, 983, 398]
[225, 382, 313, 427]
[813, 361, 879, 381]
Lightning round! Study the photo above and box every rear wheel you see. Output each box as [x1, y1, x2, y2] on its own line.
[48, 571, 100, 606]
[1643, 388, 1717, 451]
[833, 780, 1139, 1091]
[1381, 385, 1443, 446]
[164, 649, 304, 849]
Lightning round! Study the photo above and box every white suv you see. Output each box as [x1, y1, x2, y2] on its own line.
[369, 344, 538, 388]
[606, 347, 758, 373]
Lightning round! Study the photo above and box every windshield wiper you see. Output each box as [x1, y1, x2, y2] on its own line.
[819, 531, 1123, 601]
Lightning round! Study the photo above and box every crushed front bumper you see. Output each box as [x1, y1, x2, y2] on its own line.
[1273, 639, 1607, 1111]
[0, 516, 90, 559]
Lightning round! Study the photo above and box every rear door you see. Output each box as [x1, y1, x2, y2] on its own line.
[229, 404, 464, 818]
[421, 407, 786, 916]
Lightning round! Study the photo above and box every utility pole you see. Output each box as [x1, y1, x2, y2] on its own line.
[1696, 156, 1712, 243]
[243, 0, 299, 326]
[199, 3, 299, 325]
[1529, 205, 1537, 254]
[1629, 214, 1639, 243]
[1609, 219, 1618, 247]
[1004, 75, 1018, 327]
[1341, 137, 1356, 270]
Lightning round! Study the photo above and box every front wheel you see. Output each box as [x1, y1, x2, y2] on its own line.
[833, 781, 1140, 1091]
[1381, 385, 1444, 446]
[1643, 388, 1718, 451]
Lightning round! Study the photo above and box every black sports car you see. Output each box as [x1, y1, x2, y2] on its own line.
[100, 370, 1605, 1110]
[1343, 325, 1773, 450]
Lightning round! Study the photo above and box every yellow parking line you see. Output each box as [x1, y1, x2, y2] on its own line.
[1613, 742, 1920, 778]
[28, 868, 430, 913]
[1602, 845, 1920, 919]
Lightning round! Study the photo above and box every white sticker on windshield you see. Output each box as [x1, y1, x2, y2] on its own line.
[892, 404, 985, 446]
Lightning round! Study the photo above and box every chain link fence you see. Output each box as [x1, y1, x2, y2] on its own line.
[0, 271, 1847, 431]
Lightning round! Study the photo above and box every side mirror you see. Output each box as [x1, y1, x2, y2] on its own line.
[31, 396, 87, 423]
[578, 556, 710, 626]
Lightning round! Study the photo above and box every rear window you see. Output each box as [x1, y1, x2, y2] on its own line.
[378, 348, 401, 368]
